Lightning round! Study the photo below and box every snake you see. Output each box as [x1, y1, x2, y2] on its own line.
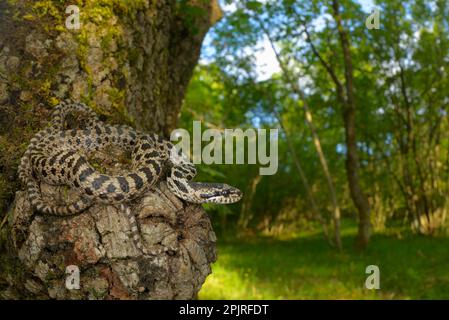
[18, 101, 242, 255]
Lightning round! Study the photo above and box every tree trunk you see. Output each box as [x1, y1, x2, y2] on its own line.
[258, 20, 338, 248]
[238, 173, 262, 231]
[0, 0, 221, 299]
[277, 115, 332, 246]
[331, 0, 372, 249]
[297, 98, 342, 250]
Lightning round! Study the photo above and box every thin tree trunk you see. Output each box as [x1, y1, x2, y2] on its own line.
[398, 64, 432, 232]
[296, 6, 370, 249]
[259, 23, 341, 249]
[293, 90, 342, 250]
[238, 173, 262, 230]
[277, 115, 332, 246]
[331, 0, 371, 249]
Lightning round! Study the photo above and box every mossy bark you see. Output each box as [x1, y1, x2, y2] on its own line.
[0, 0, 222, 299]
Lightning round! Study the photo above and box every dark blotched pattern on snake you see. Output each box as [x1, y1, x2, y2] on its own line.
[18, 101, 242, 255]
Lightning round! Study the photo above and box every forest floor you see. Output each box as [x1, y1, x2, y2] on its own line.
[199, 220, 449, 299]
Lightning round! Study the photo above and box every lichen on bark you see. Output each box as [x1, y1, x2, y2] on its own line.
[0, 0, 222, 299]
[3, 182, 217, 299]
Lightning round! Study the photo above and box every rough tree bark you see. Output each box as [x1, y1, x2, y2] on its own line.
[0, 0, 222, 299]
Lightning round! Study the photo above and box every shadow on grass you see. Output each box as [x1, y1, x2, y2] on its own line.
[199, 227, 449, 299]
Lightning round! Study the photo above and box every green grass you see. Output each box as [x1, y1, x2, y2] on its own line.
[199, 222, 449, 299]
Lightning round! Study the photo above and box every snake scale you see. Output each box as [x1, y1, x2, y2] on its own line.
[18, 101, 242, 255]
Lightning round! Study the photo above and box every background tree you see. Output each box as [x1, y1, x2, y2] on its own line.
[182, 0, 449, 248]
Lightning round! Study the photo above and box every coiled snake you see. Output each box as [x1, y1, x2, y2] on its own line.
[18, 101, 242, 255]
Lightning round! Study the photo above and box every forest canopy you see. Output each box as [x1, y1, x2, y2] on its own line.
[181, 0, 449, 249]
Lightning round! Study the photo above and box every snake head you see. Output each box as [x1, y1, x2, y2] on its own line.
[199, 184, 243, 204]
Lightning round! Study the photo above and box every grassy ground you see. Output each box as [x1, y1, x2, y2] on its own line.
[198, 222, 449, 299]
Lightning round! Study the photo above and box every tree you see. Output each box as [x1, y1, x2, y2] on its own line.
[0, 0, 221, 299]
[329, 0, 372, 249]
[179, 0, 449, 251]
